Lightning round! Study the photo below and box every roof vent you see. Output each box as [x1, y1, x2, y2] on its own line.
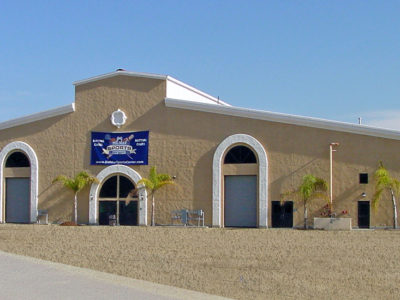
[116, 68, 126, 72]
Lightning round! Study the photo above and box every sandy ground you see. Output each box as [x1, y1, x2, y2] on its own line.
[0, 225, 399, 300]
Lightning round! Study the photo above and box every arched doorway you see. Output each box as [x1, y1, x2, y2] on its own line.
[223, 145, 258, 227]
[0, 141, 39, 223]
[213, 134, 268, 228]
[89, 165, 147, 225]
[98, 174, 138, 225]
[4, 152, 31, 223]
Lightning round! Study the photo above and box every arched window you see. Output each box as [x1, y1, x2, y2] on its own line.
[224, 145, 257, 164]
[98, 175, 138, 226]
[5, 152, 30, 168]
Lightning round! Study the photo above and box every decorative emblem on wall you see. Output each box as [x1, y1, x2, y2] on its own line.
[110, 109, 127, 128]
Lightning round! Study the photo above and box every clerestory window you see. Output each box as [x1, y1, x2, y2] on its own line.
[224, 145, 257, 164]
[5, 152, 30, 168]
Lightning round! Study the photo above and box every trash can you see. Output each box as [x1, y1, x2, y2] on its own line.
[109, 214, 117, 226]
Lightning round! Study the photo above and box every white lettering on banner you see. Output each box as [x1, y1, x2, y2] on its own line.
[108, 145, 133, 151]
[99, 134, 138, 158]
[103, 145, 137, 155]
[96, 160, 143, 164]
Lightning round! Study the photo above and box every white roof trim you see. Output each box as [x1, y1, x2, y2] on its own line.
[166, 76, 230, 106]
[73, 71, 167, 86]
[0, 103, 75, 131]
[165, 98, 400, 141]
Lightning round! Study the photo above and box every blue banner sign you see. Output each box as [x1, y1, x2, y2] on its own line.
[91, 131, 149, 165]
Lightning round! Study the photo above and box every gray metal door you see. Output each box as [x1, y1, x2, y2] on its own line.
[224, 175, 257, 227]
[6, 178, 30, 223]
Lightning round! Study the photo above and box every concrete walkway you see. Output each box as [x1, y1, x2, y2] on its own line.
[0, 251, 230, 300]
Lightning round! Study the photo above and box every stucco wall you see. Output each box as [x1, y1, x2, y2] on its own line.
[0, 74, 398, 227]
[0, 112, 75, 222]
[160, 106, 400, 228]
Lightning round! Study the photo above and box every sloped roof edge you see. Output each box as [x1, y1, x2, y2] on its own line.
[0, 103, 75, 131]
[73, 71, 167, 86]
[165, 98, 400, 141]
[73, 71, 228, 105]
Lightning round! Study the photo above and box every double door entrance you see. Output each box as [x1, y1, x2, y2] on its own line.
[98, 174, 138, 226]
[99, 201, 138, 225]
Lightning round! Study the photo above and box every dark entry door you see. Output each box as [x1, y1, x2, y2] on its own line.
[224, 175, 257, 227]
[271, 201, 293, 228]
[358, 201, 370, 228]
[99, 201, 117, 225]
[99, 201, 138, 225]
[6, 178, 30, 223]
[119, 201, 138, 225]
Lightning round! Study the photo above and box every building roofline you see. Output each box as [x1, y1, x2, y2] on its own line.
[73, 71, 167, 86]
[165, 98, 400, 141]
[74, 70, 229, 105]
[0, 103, 75, 131]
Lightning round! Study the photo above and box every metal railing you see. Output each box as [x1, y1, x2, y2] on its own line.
[171, 209, 204, 227]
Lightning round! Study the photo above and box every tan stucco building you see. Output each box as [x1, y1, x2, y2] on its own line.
[1, 70, 399, 228]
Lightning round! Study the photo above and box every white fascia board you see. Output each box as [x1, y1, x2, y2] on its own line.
[166, 76, 230, 106]
[165, 98, 400, 141]
[0, 103, 75, 131]
[73, 71, 167, 86]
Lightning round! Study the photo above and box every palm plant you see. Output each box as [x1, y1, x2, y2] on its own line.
[372, 162, 400, 229]
[283, 174, 329, 229]
[52, 171, 98, 224]
[137, 166, 175, 226]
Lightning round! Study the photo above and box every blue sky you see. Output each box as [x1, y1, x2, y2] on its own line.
[1, 1, 400, 129]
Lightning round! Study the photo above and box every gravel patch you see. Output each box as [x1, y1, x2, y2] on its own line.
[0, 224, 399, 299]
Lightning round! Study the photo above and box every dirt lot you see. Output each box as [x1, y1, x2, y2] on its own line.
[0, 224, 399, 299]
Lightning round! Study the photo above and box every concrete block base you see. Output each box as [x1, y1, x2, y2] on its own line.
[313, 217, 352, 231]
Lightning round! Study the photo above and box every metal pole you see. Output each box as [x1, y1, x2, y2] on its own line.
[330, 144, 333, 209]
[329, 143, 339, 213]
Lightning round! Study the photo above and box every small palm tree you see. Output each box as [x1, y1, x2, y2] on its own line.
[137, 166, 175, 226]
[283, 174, 329, 229]
[53, 171, 98, 224]
[372, 162, 400, 229]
